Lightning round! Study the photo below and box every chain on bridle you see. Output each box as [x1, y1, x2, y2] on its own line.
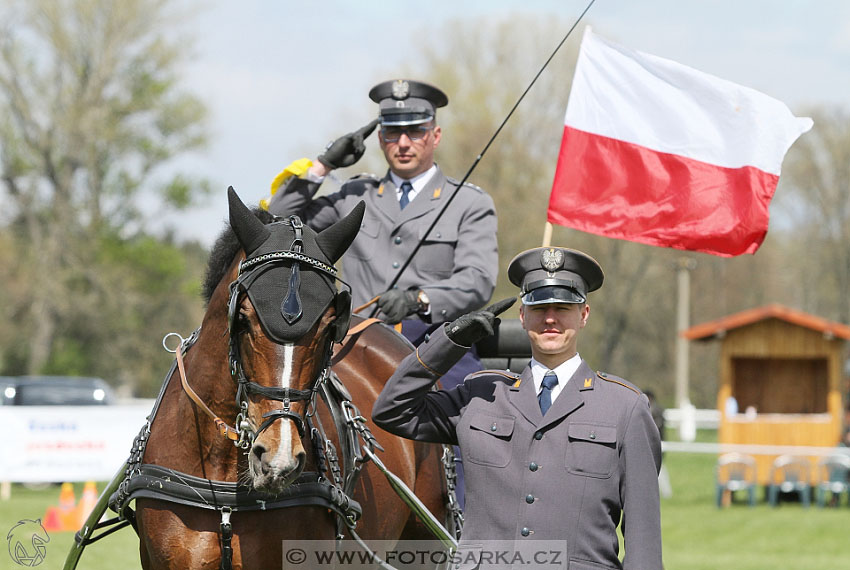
[226, 215, 349, 449]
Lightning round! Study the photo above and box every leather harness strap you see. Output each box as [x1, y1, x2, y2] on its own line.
[345, 317, 383, 337]
[175, 342, 240, 441]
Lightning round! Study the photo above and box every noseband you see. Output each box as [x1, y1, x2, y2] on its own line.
[227, 215, 345, 448]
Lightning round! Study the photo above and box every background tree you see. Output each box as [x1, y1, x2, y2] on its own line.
[0, 0, 209, 393]
[778, 106, 850, 324]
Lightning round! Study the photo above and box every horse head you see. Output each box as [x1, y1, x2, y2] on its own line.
[226, 187, 363, 494]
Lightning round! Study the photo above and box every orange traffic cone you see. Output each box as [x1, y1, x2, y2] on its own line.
[42, 506, 63, 532]
[74, 481, 99, 527]
[42, 482, 77, 531]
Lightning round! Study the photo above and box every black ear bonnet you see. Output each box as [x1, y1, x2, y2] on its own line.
[226, 187, 364, 343]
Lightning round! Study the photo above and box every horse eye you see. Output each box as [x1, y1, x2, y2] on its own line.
[236, 311, 251, 331]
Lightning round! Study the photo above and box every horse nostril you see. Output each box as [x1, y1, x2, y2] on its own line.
[252, 443, 266, 463]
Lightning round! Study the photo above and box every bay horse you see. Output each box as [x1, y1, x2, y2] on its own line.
[115, 188, 450, 569]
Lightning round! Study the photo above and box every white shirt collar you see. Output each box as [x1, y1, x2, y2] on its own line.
[530, 353, 582, 404]
[390, 164, 437, 202]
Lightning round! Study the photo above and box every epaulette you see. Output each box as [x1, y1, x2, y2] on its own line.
[446, 176, 484, 193]
[466, 369, 521, 386]
[596, 371, 641, 395]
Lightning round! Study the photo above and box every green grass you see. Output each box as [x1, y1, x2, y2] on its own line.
[1, 482, 142, 570]
[3, 434, 849, 569]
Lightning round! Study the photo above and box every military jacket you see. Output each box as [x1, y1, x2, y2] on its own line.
[372, 326, 663, 570]
[267, 165, 498, 321]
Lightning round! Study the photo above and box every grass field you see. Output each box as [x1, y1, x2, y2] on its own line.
[2, 432, 849, 569]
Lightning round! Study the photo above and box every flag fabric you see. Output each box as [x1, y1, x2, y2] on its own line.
[548, 27, 813, 257]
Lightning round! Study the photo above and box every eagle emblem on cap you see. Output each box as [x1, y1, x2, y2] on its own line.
[540, 248, 564, 272]
[391, 80, 409, 100]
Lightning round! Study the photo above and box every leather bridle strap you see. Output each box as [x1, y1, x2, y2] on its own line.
[175, 342, 240, 441]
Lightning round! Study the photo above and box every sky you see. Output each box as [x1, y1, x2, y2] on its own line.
[163, 0, 850, 246]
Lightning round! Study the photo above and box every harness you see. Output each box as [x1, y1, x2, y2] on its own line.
[75, 215, 460, 569]
[102, 331, 366, 568]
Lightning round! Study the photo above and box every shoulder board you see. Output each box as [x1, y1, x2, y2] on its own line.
[446, 176, 484, 193]
[596, 371, 641, 395]
[466, 369, 521, 385]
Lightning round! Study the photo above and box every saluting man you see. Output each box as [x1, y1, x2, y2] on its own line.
[264, 78, 498, 508]
[372, 247, 663, 569]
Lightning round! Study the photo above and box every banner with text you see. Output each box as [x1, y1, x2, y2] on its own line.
[0, 404, 152, 482]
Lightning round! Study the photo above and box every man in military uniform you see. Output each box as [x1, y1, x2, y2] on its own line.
[265, 79, 498, 508]
[372, 247, 663, 569]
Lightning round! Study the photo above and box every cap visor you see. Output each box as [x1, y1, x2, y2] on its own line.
[521, 286, 585, 305]
[380, 114, 433, 127]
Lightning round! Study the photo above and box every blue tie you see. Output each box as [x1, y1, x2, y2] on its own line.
[539, 371, 559, 415]
[399, 181, 413, 210]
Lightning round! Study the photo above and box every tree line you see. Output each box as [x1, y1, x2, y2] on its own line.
[1, 3, 847, 407]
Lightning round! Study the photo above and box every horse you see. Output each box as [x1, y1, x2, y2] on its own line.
[115, 188, 451, 569]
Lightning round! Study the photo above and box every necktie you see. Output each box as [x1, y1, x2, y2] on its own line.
[399, 181, 413, 210]
[538, 371, 559, 415]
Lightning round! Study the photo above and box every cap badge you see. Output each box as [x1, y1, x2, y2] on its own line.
[540, 248, 564, 272]
[391, 80, 409, 100]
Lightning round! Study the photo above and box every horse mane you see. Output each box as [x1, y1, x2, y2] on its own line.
[202, 207, 276, 305]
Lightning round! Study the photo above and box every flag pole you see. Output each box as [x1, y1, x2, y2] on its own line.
[541, 222, 553, 247]
[675, 256, 697, 440]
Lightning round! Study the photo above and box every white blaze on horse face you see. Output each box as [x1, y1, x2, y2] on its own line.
[270, 342, 298, 472]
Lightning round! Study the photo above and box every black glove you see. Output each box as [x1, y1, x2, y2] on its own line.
[317, 118, 380, 169]
[377, 288, 420, 324]
[445, 297, 517, 347]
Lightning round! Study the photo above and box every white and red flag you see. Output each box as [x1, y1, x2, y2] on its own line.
[548, 27, 813, 256]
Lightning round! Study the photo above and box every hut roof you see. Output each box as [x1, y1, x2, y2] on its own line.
[683, 303, 850, 341]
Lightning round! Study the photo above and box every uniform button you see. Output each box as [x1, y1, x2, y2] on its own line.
[436, 232, 442, 238]
[392, 261, 399, 268]
[394, 236, 402, 244]
[534, 432, 543, 440]
[529, 462, 538, 472]
[589, 431, 597, 440]
[526, 494, 534, 504]
[521, 527, 530, 537]
[490, 423, 498, 432]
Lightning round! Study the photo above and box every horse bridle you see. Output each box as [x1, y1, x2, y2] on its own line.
[226, 215, 348, 449]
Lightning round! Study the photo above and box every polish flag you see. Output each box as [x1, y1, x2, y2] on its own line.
[548, 27, 813, 257]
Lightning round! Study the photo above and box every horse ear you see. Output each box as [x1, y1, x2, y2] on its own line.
[228, 186, 270, 254]
[315, 201, 365, 263]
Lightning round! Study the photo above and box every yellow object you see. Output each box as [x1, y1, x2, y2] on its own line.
[260, 158, 314, 210]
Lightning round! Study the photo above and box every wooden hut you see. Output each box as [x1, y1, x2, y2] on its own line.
[683, 304, 850, 485]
